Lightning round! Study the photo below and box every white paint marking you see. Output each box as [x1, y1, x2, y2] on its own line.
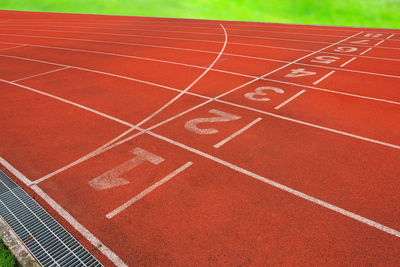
[244, 86, 284, 102]
[214, 118, 262, 148]
[274, 90, 306, 110]
[0, 157, 128, 267]
[12, 66, 70, 82]
[374, 39, 386, 47]
[340, 57, 357, 67]
[0, 79, 134, 128]
[359, 47, 372, 55]
[386, 33, 395, 40]
[185, 109, 241, 135]
[106, 161, 193, 219]
[313, 71, 335, 85]
[89, 147, 164, 191]
[146, 131, 400, 239]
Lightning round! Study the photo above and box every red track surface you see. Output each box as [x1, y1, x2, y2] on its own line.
[1, 10, 400, 266]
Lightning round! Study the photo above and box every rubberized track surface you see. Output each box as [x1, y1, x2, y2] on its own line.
[1, 10, 400, 266]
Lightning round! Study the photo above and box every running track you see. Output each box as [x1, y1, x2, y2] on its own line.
[1, 10, 400, 266]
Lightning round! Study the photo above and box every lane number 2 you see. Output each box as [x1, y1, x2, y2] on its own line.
[184, 109, 241, 135]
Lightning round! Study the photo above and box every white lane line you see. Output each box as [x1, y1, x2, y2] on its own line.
[4, 19, 391, 36]
[8, 39, 400, 82]
[4, 27, 399, 51]
[313, 71, 335, 85]
[274, 90, 306, 110]
[4, 22, 360, 39]
[12, 66, 70, 82]
[340, 57, 357, 67]
[360, 47, 372, 55]
[0, 79, 135, 128]
[216, 98, 400, 150]
[2, 46, 400, 107]
[0, 44, 26, 51]
[133, 24, 228, 128]
[147, 130, 400, 239]
[106, 161, 193, 219]
[213, 118, 262, 148]
[0, 157, 128, 267]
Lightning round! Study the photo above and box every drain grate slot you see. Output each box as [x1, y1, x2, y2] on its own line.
[0, 170, 103, 267]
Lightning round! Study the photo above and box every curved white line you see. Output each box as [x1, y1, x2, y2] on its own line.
[133, 23, 228, 127]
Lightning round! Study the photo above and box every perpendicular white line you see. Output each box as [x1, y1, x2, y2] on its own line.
[386, 33, 395, 40]
[0, 79, 135, 128]
[313, 71, 335, 85]
[340, 57, 357, 67]
[147, 130, 400, 239]
[214, 118, 262, 148]
[360, 47, 372, 55]
[274, 90, 306, 110]
[12, 66, 70, 82]
[374, 39, 386, 47]
[106, 161, 193, 219]
[0, 157, 128, 267]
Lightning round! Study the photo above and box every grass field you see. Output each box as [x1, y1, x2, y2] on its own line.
[0, 239, 20, 267]
[1, 0, 399, 29]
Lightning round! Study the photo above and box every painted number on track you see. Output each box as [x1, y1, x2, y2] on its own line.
[311, 55, 340, 64]
[349, 39, 370, 45]
[363, 33, 383, 38]
[184, 109, 241, 135]
[244, 86, 284, 101]
[89, 147, 164, 191]
[285, 68, 316, 78]
[334, 46, 358, 53]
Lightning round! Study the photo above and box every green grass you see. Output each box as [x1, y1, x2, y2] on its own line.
[1, 0, 400, 28]
[0, 239, 20, 267]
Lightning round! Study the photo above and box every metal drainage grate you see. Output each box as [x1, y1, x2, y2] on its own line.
[0, 170, 103, 267]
